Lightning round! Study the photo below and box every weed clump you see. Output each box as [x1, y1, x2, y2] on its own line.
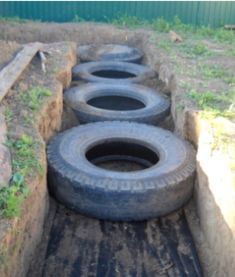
[112, 15, 144, 29]
[20, 86, 51, 111]
[0, 134, 42, 218]
[187, 89, 235, 119]
[152, 17, 171, 32]
[0, 86, 51, 218]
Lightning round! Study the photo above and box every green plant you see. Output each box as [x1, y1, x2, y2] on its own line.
[172, 16, 195, 33]
[72, 15, 85, 23]
[224, 76, 235, 86]
[196, 26, 214, 37]
[192, 43, 209, 56]
[4, 108, 13, 122]
[0, 173, 28, 217]
[0, 16, 25, 23]
[213, 28, 235, 43]
[157, 39, 173, 51]
[226, 48, 235, 57]
[20, 86, 51, 111]
[112, 15, 143, 28]
[187, 89, 235, 119]
[176, 103, 185, 111]
[0, 134, 43, 218]
[7, 135, 42, 176]
[188, 90, 216, 109]
[177, 42, 211, 58]
[200, 65, 226, 79]
[152, 17, 170, 32]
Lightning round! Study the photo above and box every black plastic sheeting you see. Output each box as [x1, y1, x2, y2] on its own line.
[29, 203, 202, 277]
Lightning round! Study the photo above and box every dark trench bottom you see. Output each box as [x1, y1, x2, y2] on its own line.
[28, 201, 202, 277]
[87, 95, 145, 111]
[92, 69, 136, 79]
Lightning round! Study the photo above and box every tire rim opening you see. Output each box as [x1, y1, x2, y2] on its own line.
[86, 141, 159, 172]
[87, 95, 145, 111]
[92, 69, 136, 79]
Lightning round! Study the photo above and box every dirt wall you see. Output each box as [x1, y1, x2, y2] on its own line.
[0, 41, 76, 277]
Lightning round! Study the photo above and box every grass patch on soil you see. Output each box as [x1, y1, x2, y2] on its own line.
[198, 65, 235, 85]
[0, 86, 51, 218]
[200, 65, 226, 80]
[0, 135, 41, 218]
[4, 108, 13, 123]
[187, 89, 235, 119]
[20, 86, 51, 111]
[178, 42, 211, 58]
[210, 121, 235, 152]
[112, 15, 235, 44]
[112, 15, 145, 29]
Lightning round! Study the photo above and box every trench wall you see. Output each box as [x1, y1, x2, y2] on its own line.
[0, 42, 76, 277]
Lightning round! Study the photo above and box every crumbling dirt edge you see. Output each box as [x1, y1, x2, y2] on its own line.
[0, 42, 76, 277]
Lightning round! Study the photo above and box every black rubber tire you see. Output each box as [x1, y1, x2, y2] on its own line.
[77, 44, 144, 63]
[64, 83, 170, 125]
[47, 122, 196, 221]
[72, 61, 156, 84]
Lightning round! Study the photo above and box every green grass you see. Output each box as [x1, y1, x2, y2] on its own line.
[157, 39, 173, 52]
[191, 43, 210, 56]
[20, 86, 51, 111]
[9, 134, 43, 176]
[187, 89, 235, 119]
[4, 108, 13, 122]
[0, 134, 42, 218]
[152, 17, 171, 32]
[200, 65, 226, 79]
[72, 15, 86, 23]
[1, 135, 40, 217]
[226, 48, 235, 57]
[111, 15, 235, 44]
[178, 42, 211, 58]
[0, 172, 28, 218]
[0, 16, 25, 23]
[224, 76, 235, 86]
[112, 15, 144, 29]
[0, 87, 50, 218]
[0, 132, 42, 218]
[199, 64, 235, 85]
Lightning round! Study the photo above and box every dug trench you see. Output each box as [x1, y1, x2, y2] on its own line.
[0, 27, 200, 277]
[25, 40, 201, 276]
[29, 45, 201, 276]
[0, 23, 233, 277]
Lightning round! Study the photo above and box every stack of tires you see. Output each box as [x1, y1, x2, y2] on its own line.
[47, 44, 196, 221]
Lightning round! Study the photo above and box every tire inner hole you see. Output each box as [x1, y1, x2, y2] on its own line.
[92, 69, 136, 79]
[87, 95, 145, 111]
[86, 141, 159, 172]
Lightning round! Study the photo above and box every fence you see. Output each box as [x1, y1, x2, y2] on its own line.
[0, 1, 234, 27]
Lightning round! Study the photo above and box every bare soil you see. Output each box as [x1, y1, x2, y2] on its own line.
[0, 41, 76, 277]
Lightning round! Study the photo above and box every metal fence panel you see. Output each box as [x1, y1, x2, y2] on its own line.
[0, 1, 234, 27]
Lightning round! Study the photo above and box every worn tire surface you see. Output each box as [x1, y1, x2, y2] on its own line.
[47, 122, 196, 221]
[78, 44, 144, 63]
[64, 83, 170, 125]
[72, 61, 155, 84]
